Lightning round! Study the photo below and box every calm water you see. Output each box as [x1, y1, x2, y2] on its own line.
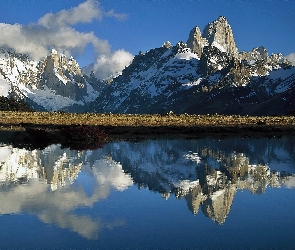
[0, 136, 295, 249]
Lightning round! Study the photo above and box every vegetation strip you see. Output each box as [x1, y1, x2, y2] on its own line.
[1, 111, 295, 127]
[0, 111, 295, 137]
[0, 111, 295, 150]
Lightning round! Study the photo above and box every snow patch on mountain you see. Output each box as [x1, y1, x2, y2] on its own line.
[182, 78, 203, 88]
[212, 41, 226, 53]
[0, 76, 10, 96]
[174, 50, 199, 60]
[27, 87, 83, 112]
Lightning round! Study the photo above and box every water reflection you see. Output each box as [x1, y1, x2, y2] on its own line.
[0, 145, 132, 239]
[0, 136, 294, 241]
[107, 137, 295, 224]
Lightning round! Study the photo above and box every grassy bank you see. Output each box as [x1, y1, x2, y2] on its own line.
[1, 111, 295, 128]
[1, 111, 295, 149]
[0, 111, 295, 138]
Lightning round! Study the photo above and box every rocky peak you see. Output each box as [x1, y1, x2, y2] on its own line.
[240, 46, 269, 62]
[238, 47, 292, 76]
[176, 41, 187, 49]
[269, 53, 291, 66]
[187, 26, 208, 57]
[43, 50, 82, 77]
[173, 41, 189, 54]
[256, 46, 268, 60]
[162, 41, 173, 49]
[202, 16, 238, 58]
[39, 49, 87, 100]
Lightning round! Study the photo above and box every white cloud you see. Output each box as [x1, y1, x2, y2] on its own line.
[286, 53, 295, 66]
[84, 49, 134, 79]
[37, 0, 103, 28]
[0, 0, 132, 79]
[105, 9, 128, 21]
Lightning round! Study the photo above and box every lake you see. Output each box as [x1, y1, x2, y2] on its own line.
[0, 136, 295, 249]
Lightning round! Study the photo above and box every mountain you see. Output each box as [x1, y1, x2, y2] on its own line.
[87, 16, 294, 115]
[0, 48, 99, 111]
[0, 16, 294, 115]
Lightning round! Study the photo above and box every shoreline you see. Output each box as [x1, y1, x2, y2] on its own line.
[1, 112, 295, 149]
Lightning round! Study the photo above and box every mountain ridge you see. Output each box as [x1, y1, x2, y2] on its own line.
[86, 16, 293, 115]
[0, 16, 294, 115]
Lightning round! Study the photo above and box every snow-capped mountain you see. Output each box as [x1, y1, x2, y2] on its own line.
[87, 16, 294, 115]
[0, 16, 294, 114]
[0, 48, 99, 111]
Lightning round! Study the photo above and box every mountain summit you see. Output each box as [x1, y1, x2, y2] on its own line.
[188, 16, 238, 58]
[202, 16, 238, 57]
[0, 16, 294, 115]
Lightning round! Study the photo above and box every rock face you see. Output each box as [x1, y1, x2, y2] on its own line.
[202, 16, 238, 58]
[187, 16, 238, 59]
[198, 44, 231, 77]
[40, 49, 87, 100]
[187, 26, 208, 57]
[201, 185, 236, 224]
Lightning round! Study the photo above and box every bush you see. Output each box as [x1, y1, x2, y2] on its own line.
[62, 125, 109, 141]
[0, 96, 33, 111]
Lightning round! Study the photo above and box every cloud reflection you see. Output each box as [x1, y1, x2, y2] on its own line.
[0, 144, 132, 239]
[0, 137, 294, 239]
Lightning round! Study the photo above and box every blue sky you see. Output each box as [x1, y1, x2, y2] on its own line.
[0, 0, 294, 78]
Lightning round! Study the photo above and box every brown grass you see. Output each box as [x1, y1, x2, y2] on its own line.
[1, 111, 295, 149]
[1, 111, 295, 127]
[1, 111, 295, 139]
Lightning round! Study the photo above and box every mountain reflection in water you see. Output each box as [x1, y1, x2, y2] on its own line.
[0, 136, 294, 248]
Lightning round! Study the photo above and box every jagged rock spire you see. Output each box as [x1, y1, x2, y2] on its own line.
[187, 16, 238, 58]
[187, 26, 208, 57]
[202, 16, 238, 57]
